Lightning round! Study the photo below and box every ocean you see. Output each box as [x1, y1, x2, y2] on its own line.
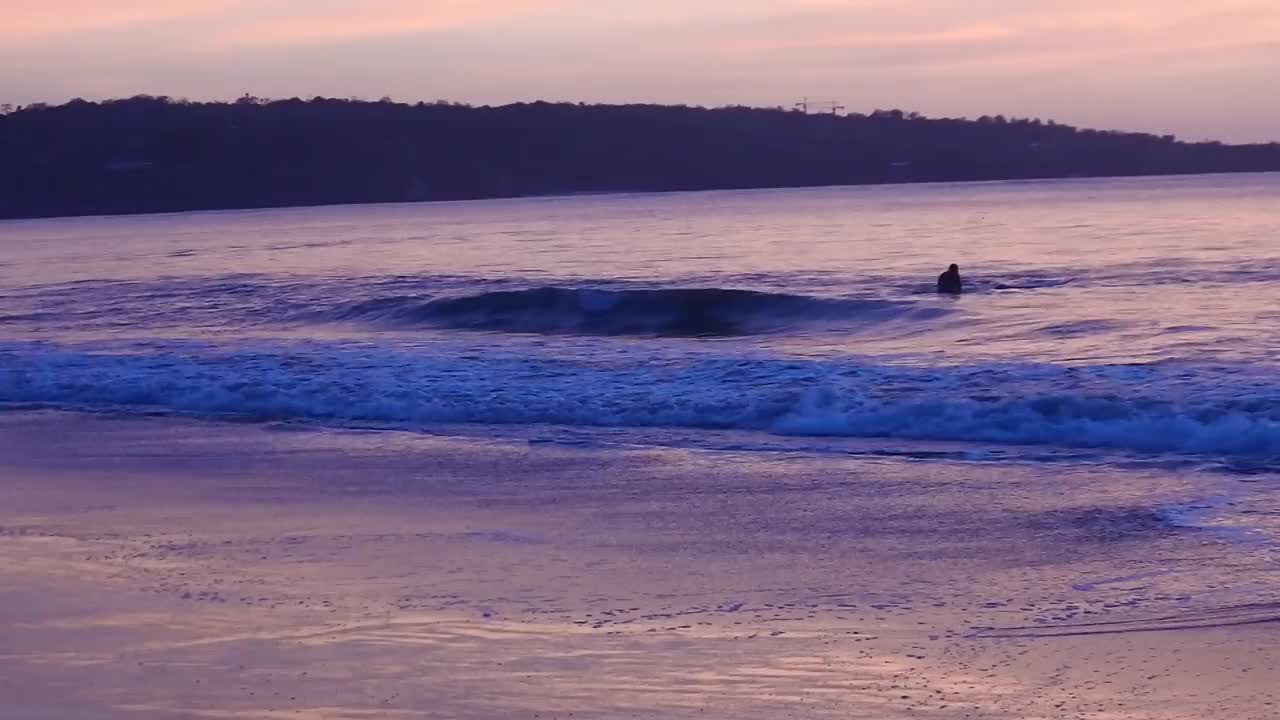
[3, 173, 1280, 465]
[5, 172, 1280, 718]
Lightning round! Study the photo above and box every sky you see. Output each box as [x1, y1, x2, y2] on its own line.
[3, 0, 1278, 142]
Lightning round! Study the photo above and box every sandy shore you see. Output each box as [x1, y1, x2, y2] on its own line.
[2, 411, 1278, 719]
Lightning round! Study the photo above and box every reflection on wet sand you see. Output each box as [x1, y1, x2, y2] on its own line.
[2, 412, 1278, 719]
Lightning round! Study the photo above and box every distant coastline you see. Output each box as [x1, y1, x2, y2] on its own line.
[2, 96, 1278, 221]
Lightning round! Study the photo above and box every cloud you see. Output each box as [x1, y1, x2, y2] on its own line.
[735, 23, 1017, 53]
[693, 0, 1280, 77]
[1, 0, 560, 48]
[204, 0, 561, 48]
[1, 0, 236, 39]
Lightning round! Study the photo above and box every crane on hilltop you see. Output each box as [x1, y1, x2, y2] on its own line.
[795, 98, 845, 115]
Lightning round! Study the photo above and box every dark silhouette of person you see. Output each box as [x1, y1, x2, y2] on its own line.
[937, 264, 962, 294]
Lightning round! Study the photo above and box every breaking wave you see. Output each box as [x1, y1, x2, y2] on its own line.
[4, 342, 1280, 463]
[325, 287, 947, 336]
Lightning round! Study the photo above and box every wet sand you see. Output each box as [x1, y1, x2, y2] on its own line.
[2, 411, 1278, 719]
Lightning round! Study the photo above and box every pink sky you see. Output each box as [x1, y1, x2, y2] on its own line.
[4, 0, 1278, 142]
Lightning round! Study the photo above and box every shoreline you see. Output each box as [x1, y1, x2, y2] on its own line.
[2, 410, 1277, 719]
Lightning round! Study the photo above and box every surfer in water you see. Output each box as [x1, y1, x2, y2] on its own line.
[937, 264, 963, 295]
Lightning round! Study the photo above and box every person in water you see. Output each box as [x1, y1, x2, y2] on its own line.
[937, 264, 962, 294]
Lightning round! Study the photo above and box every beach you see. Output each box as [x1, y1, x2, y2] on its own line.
[4, 175, 1280, 717]
[4, 410, 1278, 719]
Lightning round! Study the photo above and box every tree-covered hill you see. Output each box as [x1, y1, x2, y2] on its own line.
[1, 96, 1277, 219]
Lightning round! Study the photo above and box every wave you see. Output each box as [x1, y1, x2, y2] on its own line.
[9, 277, 953, 338]
[4, 343, 1280, 463]
[14, 260, 1280, 342]
[326, 287, 947, 336]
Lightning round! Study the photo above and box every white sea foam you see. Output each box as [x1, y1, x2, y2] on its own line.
[4, 342, 1280, 461]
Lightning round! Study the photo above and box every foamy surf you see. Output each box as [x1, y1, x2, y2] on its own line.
[4, 341, 1280, 463]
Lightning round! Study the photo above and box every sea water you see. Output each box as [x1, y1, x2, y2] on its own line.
[7, 173, 1280, 719]
[2, 174, 1279, 468]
